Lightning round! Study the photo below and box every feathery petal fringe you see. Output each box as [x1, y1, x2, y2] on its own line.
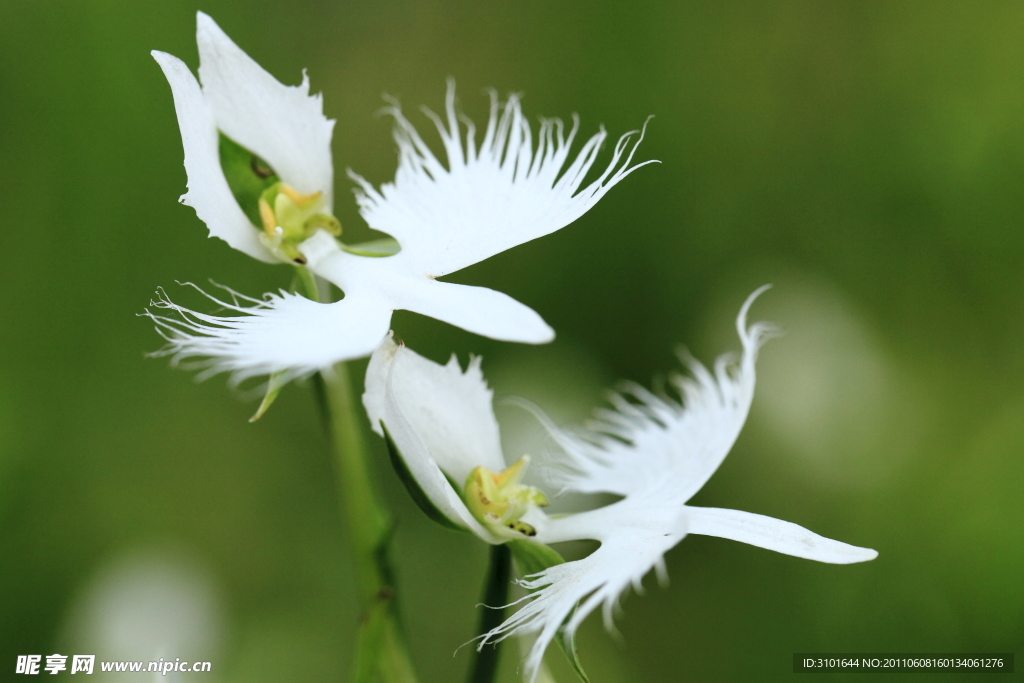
[349, 79, 658, 277]
[143, 283, 392, 384]
[545, 285, 776, 500]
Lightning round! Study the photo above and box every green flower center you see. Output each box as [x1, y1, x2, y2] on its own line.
[257, 182, 341, 264]
[465, 456, 549, 537]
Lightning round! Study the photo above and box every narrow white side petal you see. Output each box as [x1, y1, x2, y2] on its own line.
[545, 287, 776, 501]
[195, 12, 335, 202]
[390, 278, 554, 344]
[152, 50, 275, 263]
[363, 336, 507, 479]
[351, 81, 657, 278]
[145, 285, 393, 383]
[686, 507, 878, 564]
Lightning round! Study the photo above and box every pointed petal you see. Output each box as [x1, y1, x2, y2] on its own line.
[686, 507, 878, 564]
[195, 12, 335, 203]
[152, 50, 275, 262]
[350, 81, 657, 278]
[363, 335, 506, 480]
[543, 287, 776, 500]
[145, 285, 392, 383]
[393, 278, 554, 344]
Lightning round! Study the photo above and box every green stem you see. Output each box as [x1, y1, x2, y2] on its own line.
[318, 363, 418, 683]
[320, 364, 390, 598]
[467, 544, 512, 683]
[295, 264, 321, 302]
[302, 267, 417, 683]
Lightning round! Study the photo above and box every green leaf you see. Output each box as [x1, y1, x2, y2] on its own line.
[343, 237, 402, 257]
[380, 421, 465, 532]
[249, 370, 288, 422]
[218, 133, 279, 226]
[508, 540, 590, 683]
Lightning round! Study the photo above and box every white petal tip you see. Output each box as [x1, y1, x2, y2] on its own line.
[840, 547, 878, 564]
[150, 50, 182, 70]
[491, 320, 554, 345]
[195, 11, 217, 30]
[521, 324, 555, 345]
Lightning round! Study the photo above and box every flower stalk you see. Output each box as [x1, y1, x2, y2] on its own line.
[467, 544, 512, 683]
[320, 363, 417, 683]
[304, 272, 416, 683]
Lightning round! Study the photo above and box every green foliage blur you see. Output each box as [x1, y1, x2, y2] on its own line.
[1, 1, 1022, 680]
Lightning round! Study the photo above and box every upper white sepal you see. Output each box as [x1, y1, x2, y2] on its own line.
[195, 11, 335, 203]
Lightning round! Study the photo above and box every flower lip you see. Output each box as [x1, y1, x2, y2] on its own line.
[477, 288, 877, 683]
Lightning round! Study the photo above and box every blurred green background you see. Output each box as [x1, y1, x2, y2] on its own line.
[1, 1, 1022, 681]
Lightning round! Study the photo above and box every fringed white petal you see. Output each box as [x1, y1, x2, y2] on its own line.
[485, 498, 687, 682]
[363, 335, 507, 479]
[195, 12, 335, 203]
[545, 286, 776, 501]
[350, 80, 657, 278]
[144, 285, 393, 383]
[686, 507, 878, 564]
[151, 50, 275, 263]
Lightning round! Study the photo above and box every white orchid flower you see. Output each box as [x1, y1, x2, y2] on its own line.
[147, 12, 654, 383]
[363, 288, 877, 681]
